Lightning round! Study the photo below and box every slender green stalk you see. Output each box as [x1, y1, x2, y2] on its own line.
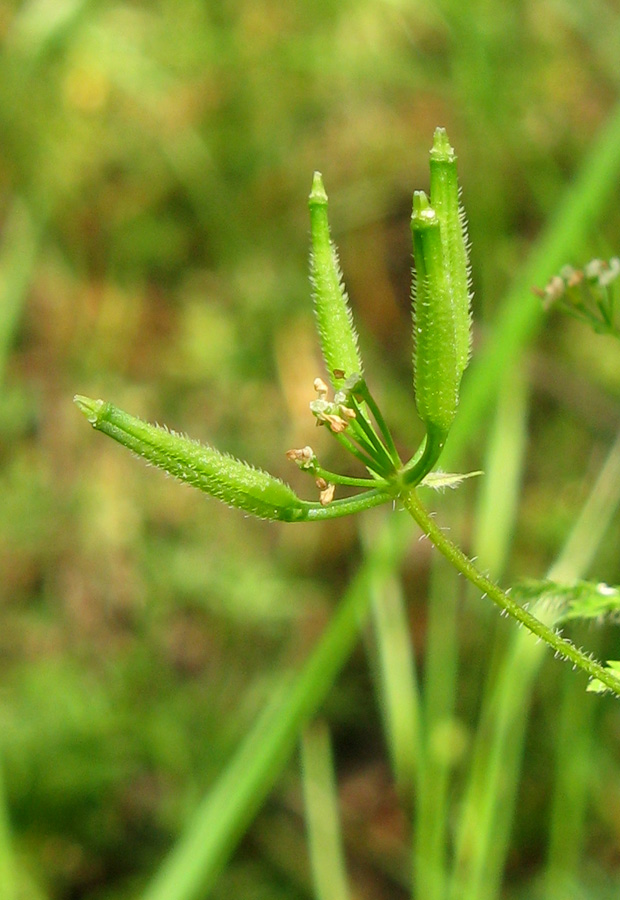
[449, 631, 541, 900]
[312, 465, 383, 488]
[544, 666, 595, 900]
[472, 364, 529, 580]
[414, 559, 462, 900]
[301, 721, 351, 900]
[400, 490, 620, 696]
[356, 381, 402, 467]
[331, 428, 389, 475]
[347, 395, 397, 474]
[303, 489, 395, 520]
[547, 428, 620, 583]
[364, 514, 422, 798]
[400, 427, 446, 487]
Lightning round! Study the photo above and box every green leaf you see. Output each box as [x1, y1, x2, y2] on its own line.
[511, 579, 620, 623]
[587, 660, 620, 694]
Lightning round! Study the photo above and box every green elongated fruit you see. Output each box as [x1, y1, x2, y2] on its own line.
[411, 190, 459, 444]
[429, 127, 472, 377]
[74, 396, 394, 521]
[74, 396, 309, 522]
[402, 130, 473, 487]
[309, 172, 363, 390]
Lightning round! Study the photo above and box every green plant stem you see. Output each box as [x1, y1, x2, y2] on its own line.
[472, 364, 529, 580]
[542, 426, 620, 894]
[414, 560, 462, 900]
[332, 429, 387, 475]
[447, 364, 528, 900]
[400, 490, 620, 696]
[363, 514, 422, 798]
[304, 488, 394, 520]
[400, 427, 445, 486]
[544, 665, 594, 900]
[346, 399, 396, 474]
[301, 721, 351, 900]
[356, 381, 402, 466]
[311, 465, 384, 488]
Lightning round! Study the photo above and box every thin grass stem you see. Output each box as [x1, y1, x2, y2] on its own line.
[301, 721, 351, 900]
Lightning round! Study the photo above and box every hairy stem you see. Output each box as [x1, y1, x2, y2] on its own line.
[400, 490, 620, 696]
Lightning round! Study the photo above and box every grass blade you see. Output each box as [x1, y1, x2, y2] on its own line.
[301, 721, 350, 900]
[367, 557, 421, 798]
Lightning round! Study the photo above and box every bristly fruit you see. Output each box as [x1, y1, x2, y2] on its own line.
[411, 189, 459, 439]
[74, 396, 394, 521]
[308, 172, 363, 391]
[74, 396, 310, 522]
[429, 127, 472, 379]
[404, 128, 472, 486]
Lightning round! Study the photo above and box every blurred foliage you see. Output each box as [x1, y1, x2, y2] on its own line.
[2, 0, 620, 897]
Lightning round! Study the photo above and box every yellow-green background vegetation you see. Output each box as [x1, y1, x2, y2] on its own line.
[2, 1, 620, 898]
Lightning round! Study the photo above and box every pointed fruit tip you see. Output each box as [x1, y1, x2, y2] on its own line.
[309, 171, 328, 206]
[430, 126, 456, 161]
[74, 394, 103, 425]
[411, 190, 435, 226]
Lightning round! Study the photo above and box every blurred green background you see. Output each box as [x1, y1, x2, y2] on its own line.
[2, 1, 620, 898]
